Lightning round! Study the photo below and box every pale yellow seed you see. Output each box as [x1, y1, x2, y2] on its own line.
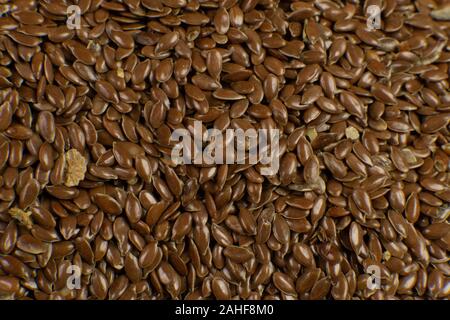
[0, 4, 10, 15]
[431, 5, 450, 20]
[8, 207, 33, 229]
[345, 126, 359, 140]
[65, 149, 87, 187]
[117, 68, 125, 78]
[306, 128, 317, 141]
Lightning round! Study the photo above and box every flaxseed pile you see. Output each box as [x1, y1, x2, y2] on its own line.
[0, 0, 449, 300]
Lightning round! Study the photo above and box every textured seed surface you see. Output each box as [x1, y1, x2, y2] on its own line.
[64, 149, 87, 187]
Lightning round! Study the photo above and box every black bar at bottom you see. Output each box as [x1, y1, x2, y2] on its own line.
[1, 299, 439, 320]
